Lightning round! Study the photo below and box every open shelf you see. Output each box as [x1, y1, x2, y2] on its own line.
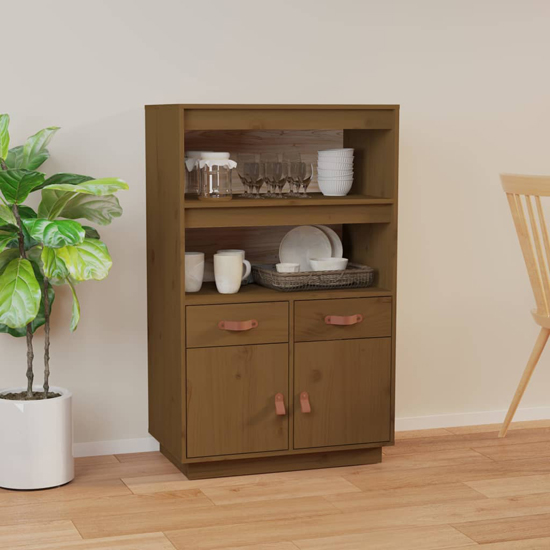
[185, 282, 393, 306]
[184, 194, 394, 209]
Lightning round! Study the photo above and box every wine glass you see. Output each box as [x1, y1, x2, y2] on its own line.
[283, 151, 301, 198]
[236, 153, 256, 198]
[273, 161, 286, 198]
[260, 153, 278, 198]
[246, 158, 262, 199]
[298, 162, 314, 198]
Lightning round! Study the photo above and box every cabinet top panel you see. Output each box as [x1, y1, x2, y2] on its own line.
[145, 104, 399, 110]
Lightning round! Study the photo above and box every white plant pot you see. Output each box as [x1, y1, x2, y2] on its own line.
[0, 386, 74, 490]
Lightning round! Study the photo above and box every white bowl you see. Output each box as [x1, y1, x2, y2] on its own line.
[318, 148, 354, 158]
[276, 262, 300, 273]
[318, 176, 354, 183]
[318, 169, 354, 177]
[318, 161, 354, 171]
[318, 179, 353, 197]
[309, 257, 349, 271]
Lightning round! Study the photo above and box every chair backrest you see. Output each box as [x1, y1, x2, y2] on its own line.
[502, 174, 550, 317]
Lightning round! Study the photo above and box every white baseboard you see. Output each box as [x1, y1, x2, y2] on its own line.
[395, 406, 550, 431]
[73, 437, 159, 458]
[72, 406, 550, 458]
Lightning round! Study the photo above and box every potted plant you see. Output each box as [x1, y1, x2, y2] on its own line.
[0, 114, 128, 490]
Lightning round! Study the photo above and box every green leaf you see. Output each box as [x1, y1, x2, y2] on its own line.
[20, 126, 60, 170]
[23, 218, 85, 248]
[5, 146, 23, 169]
[42, 177, 128, 196]
[0, 169, 45, 204]
[0, 249, 18, 275]
[0, 258, 41, 328]
[37, 173, 93, 191]
[38, 190, 123, 225]
[41, 247, 70, 280]
[67, 279, 80, 332]
[82, 225, 100, 239]
[18, 205, 37, 219]
[0, 260, 55, 337]
[0, 205, 15, 226]
[56, 238, 112, 281]
[0, 231, 18, 253]
[0, 114, 9, 160]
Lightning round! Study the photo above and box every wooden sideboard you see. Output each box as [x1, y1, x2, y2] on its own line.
[145, 104, 399, 479]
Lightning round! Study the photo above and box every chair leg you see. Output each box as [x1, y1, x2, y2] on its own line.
[499, 327, 550, 438]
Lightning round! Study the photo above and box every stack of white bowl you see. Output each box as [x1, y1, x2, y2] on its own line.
[317, 148, 354, 196]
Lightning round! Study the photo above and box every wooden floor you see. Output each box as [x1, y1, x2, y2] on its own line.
[4, 421, 550, 549]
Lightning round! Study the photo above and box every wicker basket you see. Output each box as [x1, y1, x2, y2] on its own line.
[252, 263, 374, 292]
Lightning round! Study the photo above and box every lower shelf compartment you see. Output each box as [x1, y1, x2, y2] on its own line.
[162, 445, 382, 479]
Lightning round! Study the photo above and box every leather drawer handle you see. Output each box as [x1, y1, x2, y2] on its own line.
[324, 314, 363, 326]
[275, 393, 286, 416]
[300, 392, 311, 414]
[218, 319, 259, 331]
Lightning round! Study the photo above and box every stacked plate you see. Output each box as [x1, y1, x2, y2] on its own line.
[317, 148, 354, 197]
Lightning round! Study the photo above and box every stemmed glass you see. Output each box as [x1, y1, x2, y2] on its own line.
[260, 153, 278, 198]
[237, 154, 255, 198]
[298, 162, 314, 198]
[273, 161, 287, 198]
[283, 151, 301, 198]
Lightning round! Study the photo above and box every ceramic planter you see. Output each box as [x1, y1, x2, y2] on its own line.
[0, 386, 74, 490]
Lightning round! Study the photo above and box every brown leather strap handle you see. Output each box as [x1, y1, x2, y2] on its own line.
[218, 319, 259, 331]
[275, 393, 286, 416]
[300, 392, 311, 414]
[324, 314, 363, 326]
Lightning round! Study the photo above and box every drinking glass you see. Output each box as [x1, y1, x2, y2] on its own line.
[273, 161, 286, 198]
[247, 160, 262, 198]
[283, 151, 301, 198]
[260, 153, 278, 198]
[236, 153, 256, 198]
[298, 162, 314, 198]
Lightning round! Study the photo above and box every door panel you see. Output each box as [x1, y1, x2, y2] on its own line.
[294, 338, 391, 449]
[187, 344, 289, 458]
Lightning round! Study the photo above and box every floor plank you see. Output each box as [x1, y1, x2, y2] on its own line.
[395, 428, 454, 440]
[466, 473, 550, 498]
[201, 476, 360, 505]
[461, 539, 550, 549]
[0, 520, 81, 549]
[453, 512, 550, 544]
[473, 441, 550, 462]
[23, 533, 177, 550]
[447, 419, 550, 435]
[293, 524, 474, 550]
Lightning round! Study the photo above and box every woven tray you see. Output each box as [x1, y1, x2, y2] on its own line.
[252, 263, 374, 292]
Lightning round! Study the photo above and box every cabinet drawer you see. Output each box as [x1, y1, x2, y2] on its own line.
[186, 302, 289, 348]
[294, 297, 392, 342]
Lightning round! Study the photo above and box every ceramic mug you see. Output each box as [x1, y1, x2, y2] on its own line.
[216, 249, 251, 281]
[185, 252, 205, 292]
[214, 253, 244, 294]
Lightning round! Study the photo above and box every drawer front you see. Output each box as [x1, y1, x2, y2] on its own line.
[187, 302, 289, 348]
[295, 297, 392, 342]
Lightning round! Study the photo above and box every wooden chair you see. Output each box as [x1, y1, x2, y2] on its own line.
[500, 174, 550, 437]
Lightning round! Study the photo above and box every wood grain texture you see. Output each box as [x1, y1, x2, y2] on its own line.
[294, 338, 391, 449]
[186, 303, 288, 348]
[9, 421, 550, 550]
[186, 344, 289, 458]
[294, 297, 392, 342]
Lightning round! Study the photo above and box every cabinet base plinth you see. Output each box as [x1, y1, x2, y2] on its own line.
[161, 446, 382, 480]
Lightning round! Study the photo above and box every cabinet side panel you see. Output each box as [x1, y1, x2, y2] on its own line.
[145, 105, 184, 460]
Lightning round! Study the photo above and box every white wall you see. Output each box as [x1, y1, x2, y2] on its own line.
[3, 0, 550, 450]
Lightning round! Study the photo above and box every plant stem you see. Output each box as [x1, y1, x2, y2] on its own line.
[0, 159, 7, 171]
[43, 278, 51, 397]
[12, 203, 35, 398]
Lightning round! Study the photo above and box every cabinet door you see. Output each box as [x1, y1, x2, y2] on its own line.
[187, 344, 289, 458]
[294, 338, 391, 449]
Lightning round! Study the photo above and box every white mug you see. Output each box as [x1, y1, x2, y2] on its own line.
[185, 252, 205, 293]
[216, 249, 251, 281]
[214, 253, 244, 294]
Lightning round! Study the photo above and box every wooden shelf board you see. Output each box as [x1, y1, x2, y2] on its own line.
[185, 283, 393, 306]
[184, 194, 393, 209]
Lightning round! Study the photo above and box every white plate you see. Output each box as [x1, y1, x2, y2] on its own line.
[314, 225, 343, 258]
[279, 226, 332, 272]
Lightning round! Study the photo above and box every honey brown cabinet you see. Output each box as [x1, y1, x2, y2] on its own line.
[294, 338, 392, 449]
[186, 344, 289, 458]
[146, 104, 399, 478]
